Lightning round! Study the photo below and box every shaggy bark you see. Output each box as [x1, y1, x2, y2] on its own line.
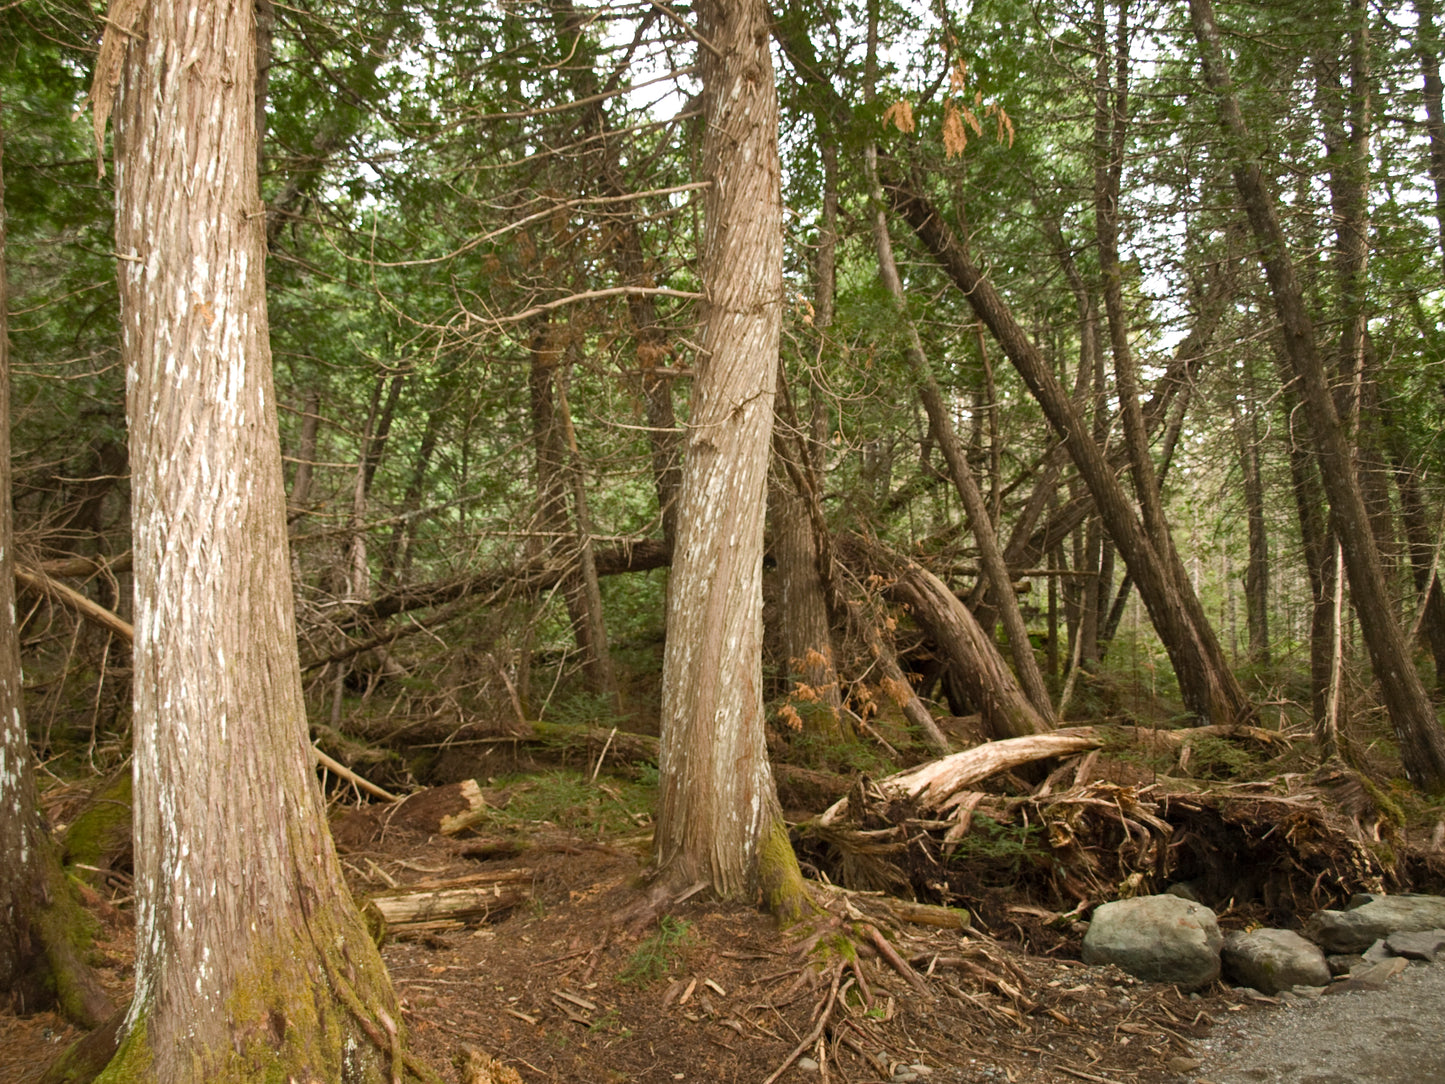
[653, 0, 805, 919]
[91, 0, 411, 1077]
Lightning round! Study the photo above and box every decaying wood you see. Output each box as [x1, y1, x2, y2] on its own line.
[387, 780, 487, 834]
[817, 730, 1104, 825]
[364, 869, 533, 936]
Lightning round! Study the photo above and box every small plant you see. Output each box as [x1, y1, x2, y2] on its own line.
[946, 814, 1047, 874]
[618, 914, 693, 985]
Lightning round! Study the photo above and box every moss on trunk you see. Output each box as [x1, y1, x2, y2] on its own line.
[757, 817, 816, 927]
[93, 910, 415, 1084]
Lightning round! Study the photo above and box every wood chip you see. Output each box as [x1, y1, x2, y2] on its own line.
[505, 1008, 538, 1025]
[703, 978, 727, 997]
[552, 989, 598, 1012]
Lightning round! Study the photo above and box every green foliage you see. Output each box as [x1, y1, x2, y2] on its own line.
[946, 814, 1048, 874]
[483, 769, 653, 838]
[617, 915, 693, 985]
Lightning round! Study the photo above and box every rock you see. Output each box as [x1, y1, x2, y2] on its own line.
[796, 1057, 819, 1072]
[1166, 881, 1202, 903]
[1325, 955, 1409, 993]
[1081, 895, 1222, 990]
[1303, 894, 1445, 954]
[1385, 929, 1445, 961]
[1221, 928, 1330, 994]
[1363, 938, 1392, 964]
[1326, 954, 1363, 976]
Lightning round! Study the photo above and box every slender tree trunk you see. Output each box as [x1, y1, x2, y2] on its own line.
[1231, 388, 1271, 665]
[1415, 0, 1445, 262]
[885, 170, 1252, 727]
[528, 326, 617, 703]
[0, 92, 114, 1031]
[861, 162, 1049, 721]
[768, 131, 844, 738]
[1190, 0, 1445, 789]
[1386, 417, 1445, 697]
[94, 1, 407, 1075]
[654, 0, 805, 917]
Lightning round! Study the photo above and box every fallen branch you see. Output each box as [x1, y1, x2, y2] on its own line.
[17, 565, 400, 803]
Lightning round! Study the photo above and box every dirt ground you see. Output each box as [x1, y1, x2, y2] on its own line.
[1, 808, 1295, 1084]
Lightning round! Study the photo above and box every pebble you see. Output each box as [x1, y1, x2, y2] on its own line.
[795, 1056, 819, 1072]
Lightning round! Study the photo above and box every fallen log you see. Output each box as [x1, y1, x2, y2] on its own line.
[817, 730, 1103, 825]
[815, 723, 1289, 825]
[841, 535, 1051, 741]
[363, 869, 533, 939]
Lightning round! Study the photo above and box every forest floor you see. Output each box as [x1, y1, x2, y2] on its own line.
[4, 691, 1444, 1084]
[2, 781, 1432, 1084]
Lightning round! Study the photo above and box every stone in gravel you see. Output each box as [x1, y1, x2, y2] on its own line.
[1221, 928, 1330, 994]
[1081, 895, 1222, 990]
[1166, 1056, 1204, 1072]
[1327, 954, 1364, 976]
[1303, 894, 1445, 953]
[1384, 929, 1445, 961]
[1363, 938, 1392, 964]
[1325, 955, 1409, 993]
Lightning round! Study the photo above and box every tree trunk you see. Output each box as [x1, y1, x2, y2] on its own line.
[1415, 0, 1445, 263]
[1386, 416, 1445, 697]
[862, 166, 1049, 720]
[850, 537, 1052, 741]
[1190, 0, 1445, 789]
[653, 0, 805, 919]
[95, 1, 408, 1075]
[884, 169, 1252, 728]
[528, 325, 618, 705]
[1231, 388, 1271, 665]
[0, 92, 114, 1031]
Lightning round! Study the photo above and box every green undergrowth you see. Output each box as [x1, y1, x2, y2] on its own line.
[617, 914, 693, 985]
[483, 769, 655, 838]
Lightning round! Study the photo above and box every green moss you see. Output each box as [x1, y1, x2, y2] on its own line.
[61, 772, 132, 884]
[757, 817, 816, 927]
[91, 1015, 152, 1084]
[91, 908, 414, 1084]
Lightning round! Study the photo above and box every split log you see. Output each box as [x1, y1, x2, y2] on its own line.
[363, 869, 532, 938]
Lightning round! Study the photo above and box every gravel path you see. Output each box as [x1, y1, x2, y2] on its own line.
[1190, 961, 1445, 1084]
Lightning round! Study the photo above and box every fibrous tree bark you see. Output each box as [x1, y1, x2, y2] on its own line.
[0, 92, 114, 1031]
[86, 0, 412, 1076]
[1190, 0, 1445, 789]
[653, 0, 806, 918]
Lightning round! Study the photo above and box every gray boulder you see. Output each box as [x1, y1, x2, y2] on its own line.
[1082, 895, 1222, 990]
[1385, 929, 1445, 961]
[1304, 894, 1445, 954]
[1220, 928, 1330, 994]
